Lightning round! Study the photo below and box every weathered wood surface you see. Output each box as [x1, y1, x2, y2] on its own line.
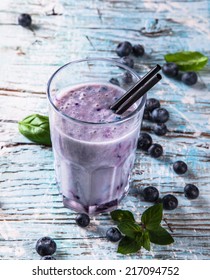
[0, 0, 210, 260]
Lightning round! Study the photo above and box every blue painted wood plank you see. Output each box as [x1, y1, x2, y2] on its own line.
[0, 0, 210, 260]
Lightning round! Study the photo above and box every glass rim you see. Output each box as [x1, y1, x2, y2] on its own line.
[47, 57, 147, 125]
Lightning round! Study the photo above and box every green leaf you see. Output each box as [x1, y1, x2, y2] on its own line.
[18, 114, 51, 146]
[148, 225, 174, 245]
[164, 51, 208, 71]
[111, 209, 135, 223]
[141, 203, 163, 230]
[117, 236, 142, 255]
[118, 221, 142, 238]
[141, 230, 151, 251]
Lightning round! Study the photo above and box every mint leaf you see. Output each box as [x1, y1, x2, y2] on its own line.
[111, 209, 135, 223]
[117, 236, 141, 255]
[118, 221, 142, 238]
[148, 225, 174, 245]
[141, 230, 150, 251]
[141, 203, 163, 230]
[18, 114, 51, 146]
[164, 51, 208, 71]
[111, 207, 174, 255]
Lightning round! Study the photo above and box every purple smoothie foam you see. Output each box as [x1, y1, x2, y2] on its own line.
[50, 82, 143, 215]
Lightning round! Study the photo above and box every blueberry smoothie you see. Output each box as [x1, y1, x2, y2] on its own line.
[49, 82, 144, 215]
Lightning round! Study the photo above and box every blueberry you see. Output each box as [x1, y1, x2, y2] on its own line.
[41, 255, 56, 260]
[148, 143, 163, 158]
[153, 123, 167, 136]
[106, 227, 122, 242]
[35, 237, 57, 256]
[116, 41, 132, 57]
[151, 107, 169, 123]
[75, 213, 90, 227]
[162, 194, 178, 210]
[173, 160, 188, 175]
[122, 71, 133, 84]
[137, 132, 152, 151]
[181, 72, 198, 85]
[132, 44, 145, 56]
[119, 56, 134, 68]
[184, 184, 199, 199]
[109, 78, 120, 86]
[18, 13, 32, 27]
[141, 186, 159, 202]
[145, 98, 160, 112]
[162, 62, 179, 77]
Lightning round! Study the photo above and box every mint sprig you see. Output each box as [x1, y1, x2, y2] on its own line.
[111, 203, 174, 255]
[164, 51, 208, 71]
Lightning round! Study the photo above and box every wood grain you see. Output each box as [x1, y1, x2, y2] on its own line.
[0, 0, 210, 260]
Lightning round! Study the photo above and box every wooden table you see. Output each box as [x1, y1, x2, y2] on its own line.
[0, 0, 209, 260]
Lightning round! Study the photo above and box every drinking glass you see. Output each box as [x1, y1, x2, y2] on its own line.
[47, 58, 146, 215]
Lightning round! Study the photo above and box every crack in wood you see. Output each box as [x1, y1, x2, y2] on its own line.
[142, 126, 210, 138]
[96, 8, 103, 22]
[85, 35, 96, 50]
[0, 88, 46, 95]
[163, 218, 174, 233]
[1, 143, 35, 148]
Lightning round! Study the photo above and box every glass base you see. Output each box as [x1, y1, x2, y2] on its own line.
[61, 185, 129, 216]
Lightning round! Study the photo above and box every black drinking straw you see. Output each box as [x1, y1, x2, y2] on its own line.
[114, 73, 162, 115]
[110, 64, 161, 111]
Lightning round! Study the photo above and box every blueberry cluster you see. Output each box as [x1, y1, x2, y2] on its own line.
[115, 42, 198, 87]
[143, 97, 170, 136]
[109, 41, 145, 86]
[35, 236, 57, 260]
[115, 41, 145, 68]
[74, 212, 122, 243]
[140, 180, 199, 211]
[162, 62, 198, 86]
[138, 152, 199, 210]
[140, 186, 179, 210]
[137, 96, 199, 210]
[137, 132, 163, 158]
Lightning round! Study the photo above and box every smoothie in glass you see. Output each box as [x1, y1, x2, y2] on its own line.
[47, 58, 146, 215]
